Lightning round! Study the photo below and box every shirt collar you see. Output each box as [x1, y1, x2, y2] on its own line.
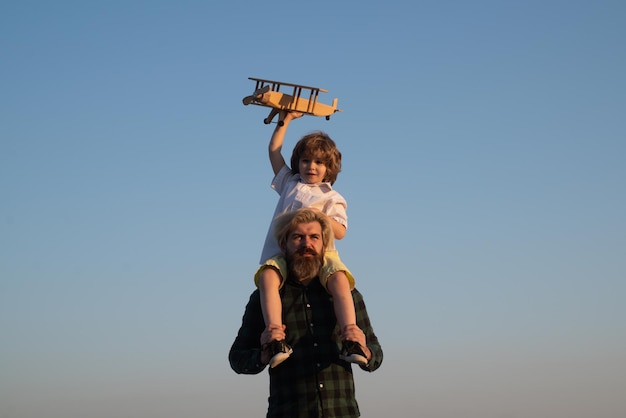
[286, 276, 322, 289]
[295, 175, 333, 192]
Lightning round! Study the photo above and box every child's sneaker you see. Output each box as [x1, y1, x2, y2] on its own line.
[268, 340, 293, 368]
[339, 340, 368, 366]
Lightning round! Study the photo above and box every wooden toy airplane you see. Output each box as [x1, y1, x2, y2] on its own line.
[242, 77, 342, 125]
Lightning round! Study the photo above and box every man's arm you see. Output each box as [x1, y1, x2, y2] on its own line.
[352, 289, 383, 372]
[268, 111, 302, 175]
[228, 291, 268, 374]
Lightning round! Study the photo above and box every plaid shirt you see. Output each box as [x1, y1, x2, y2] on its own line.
[229, 277, 383, 418]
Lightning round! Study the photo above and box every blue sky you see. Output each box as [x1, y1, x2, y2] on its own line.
[1, 1, 625, 417]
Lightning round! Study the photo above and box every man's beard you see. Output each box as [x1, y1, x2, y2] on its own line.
[287, 248, 323, 281]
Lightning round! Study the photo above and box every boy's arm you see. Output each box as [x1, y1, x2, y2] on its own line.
[329, 218, 346, 240]
[269, 111, 303, 175]
[310, 205, 347, 240]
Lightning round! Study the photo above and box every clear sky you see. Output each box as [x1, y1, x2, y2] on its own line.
[2, 1, 625, 417]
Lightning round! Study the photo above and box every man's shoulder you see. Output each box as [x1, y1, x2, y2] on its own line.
[351, 287, 367, 304]
[244, 288, 261, 305]
[351, 287, 364, 297]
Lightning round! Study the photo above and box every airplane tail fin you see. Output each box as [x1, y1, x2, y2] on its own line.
[332, 98, 342, 113]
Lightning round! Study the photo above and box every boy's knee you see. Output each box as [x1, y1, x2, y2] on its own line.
[321, 268, 355, 290]
[328, 270, 348, 282]
[258, 267, 281, 286]
[254, 261, 287, 287]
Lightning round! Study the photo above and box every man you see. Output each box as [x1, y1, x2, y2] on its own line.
[229, 208, 383, 417]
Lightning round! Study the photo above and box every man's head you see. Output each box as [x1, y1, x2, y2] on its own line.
[273, 209, 334, 281]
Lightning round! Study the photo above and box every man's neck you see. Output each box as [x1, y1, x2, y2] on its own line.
[296, 277, 315, 286]
[289, 275, 318, 287]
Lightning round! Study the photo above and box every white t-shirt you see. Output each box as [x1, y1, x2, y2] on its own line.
[259, 165, 348, 263]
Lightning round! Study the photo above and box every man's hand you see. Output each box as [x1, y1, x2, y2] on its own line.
[260, 324, 286, 365]
[342, 324, 372, 362]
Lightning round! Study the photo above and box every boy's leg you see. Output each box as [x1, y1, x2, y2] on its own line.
[326, 271, 368, 366]
[257, 267, 283, 329]
[326, 271, 357, 331]
[257, 266, 292, 368]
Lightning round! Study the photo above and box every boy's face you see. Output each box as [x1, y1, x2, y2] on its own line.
[298, 152, 327, 184]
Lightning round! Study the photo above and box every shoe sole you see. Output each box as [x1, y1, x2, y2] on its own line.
[269, 347, 293, 368]
[339, 353, 368, 366]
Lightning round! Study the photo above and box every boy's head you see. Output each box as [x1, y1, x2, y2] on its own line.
[290, 131, 342, 185]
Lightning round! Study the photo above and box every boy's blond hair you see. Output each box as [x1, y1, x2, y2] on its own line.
[290, 132, 342, 185]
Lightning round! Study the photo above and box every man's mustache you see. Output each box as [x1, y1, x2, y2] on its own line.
[295, 248, 318, 256]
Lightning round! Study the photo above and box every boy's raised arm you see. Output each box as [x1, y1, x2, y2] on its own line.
[268, 111, 302, 175]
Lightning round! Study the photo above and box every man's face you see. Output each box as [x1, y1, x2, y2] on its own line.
[285, 221, 325, 281]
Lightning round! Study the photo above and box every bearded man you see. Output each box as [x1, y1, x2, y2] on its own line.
[229, 208, 383, 418]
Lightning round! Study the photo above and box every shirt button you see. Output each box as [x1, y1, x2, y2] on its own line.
[313, 343, 318, 347]
[319, 383, 324, 389]
[317, 363, 321, 368]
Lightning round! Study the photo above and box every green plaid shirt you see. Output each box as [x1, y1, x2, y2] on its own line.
[229, 277, 383, 418]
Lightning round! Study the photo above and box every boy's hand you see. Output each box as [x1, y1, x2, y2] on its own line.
[280, 110, 304, 123]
